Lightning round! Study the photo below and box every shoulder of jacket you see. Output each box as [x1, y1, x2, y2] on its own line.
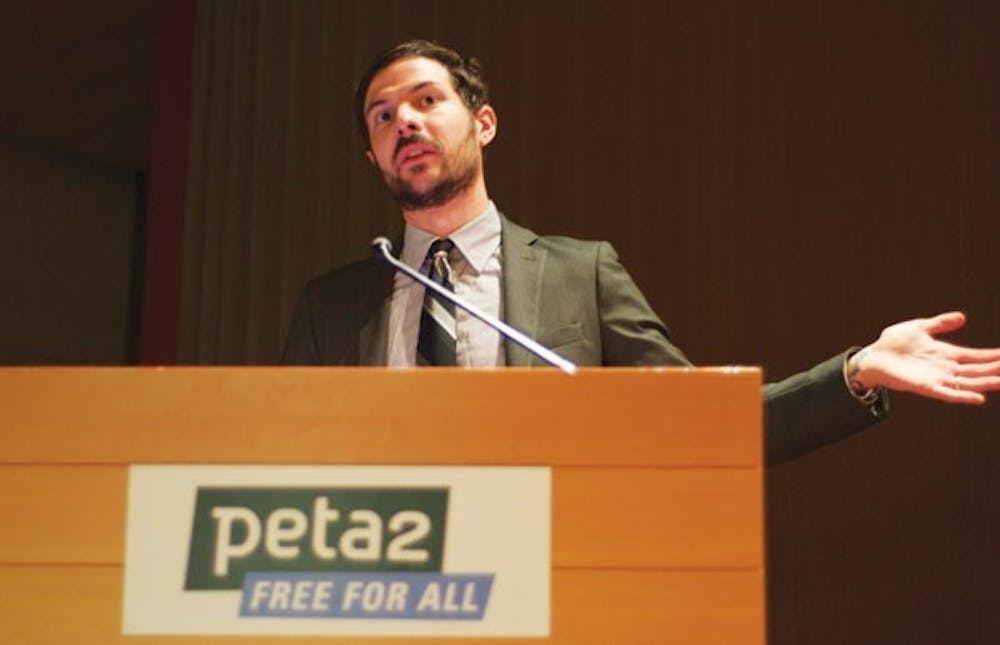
[499, 212, 609, 255]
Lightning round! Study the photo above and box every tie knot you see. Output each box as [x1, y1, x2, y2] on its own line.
[427, 238, 454, 259]
[424, 238, 455, 285]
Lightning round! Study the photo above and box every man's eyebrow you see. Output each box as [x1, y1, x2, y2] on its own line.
[365, 80, 443, 117]
[365, 97, 388, 118]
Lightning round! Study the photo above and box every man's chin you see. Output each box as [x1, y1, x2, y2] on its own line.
[386, 160, 477, 211]
[399, 172, 438, 193]
[386, 168, 436, 193]
[400, 160, 434, 175]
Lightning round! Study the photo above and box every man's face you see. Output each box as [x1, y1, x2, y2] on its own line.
[363, 56, 493, 210]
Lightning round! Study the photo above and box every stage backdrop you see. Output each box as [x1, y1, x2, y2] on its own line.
[174, 2, 998, 644]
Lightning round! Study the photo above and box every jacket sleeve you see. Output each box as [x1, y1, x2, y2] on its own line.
[594, 242, 887, 464]
[763, 352, 888, 465]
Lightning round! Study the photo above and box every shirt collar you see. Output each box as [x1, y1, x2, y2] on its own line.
[401, 201, 502, 274]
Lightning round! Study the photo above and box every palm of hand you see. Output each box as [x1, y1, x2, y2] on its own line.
[862, 312, 1000, 404]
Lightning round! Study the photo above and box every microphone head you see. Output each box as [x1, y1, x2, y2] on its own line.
[371, 236, 393, 259]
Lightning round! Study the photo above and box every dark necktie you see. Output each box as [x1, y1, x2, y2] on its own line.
[417, 239, 457, 366]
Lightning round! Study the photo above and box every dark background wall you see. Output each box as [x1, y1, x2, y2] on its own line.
[0, 0, 154, 364]
[2, 1, 998, 643]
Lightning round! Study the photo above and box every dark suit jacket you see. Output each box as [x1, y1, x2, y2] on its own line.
[282, 216, 884, 464]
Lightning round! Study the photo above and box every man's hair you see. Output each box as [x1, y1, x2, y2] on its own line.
[353, 40, 490, 148]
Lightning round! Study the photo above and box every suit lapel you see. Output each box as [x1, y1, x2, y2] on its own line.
[501, 216, 546, 366]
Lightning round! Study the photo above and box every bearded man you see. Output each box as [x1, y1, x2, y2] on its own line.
[282, 40, 1000, 464]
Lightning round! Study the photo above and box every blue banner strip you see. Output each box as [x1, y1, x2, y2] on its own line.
[239, 572, 494, 620]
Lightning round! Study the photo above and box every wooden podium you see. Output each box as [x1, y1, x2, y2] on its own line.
[0, 367, 763, 643]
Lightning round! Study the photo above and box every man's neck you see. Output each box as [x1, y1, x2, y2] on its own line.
[402, 184, 489, 238]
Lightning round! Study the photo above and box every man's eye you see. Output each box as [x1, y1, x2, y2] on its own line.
[421, 94, 437, 106]
[375, 110, 391, 123]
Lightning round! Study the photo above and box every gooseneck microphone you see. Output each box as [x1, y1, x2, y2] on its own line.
[372, 236, 577, 375]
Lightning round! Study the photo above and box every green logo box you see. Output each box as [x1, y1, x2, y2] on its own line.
[185, 487, 449, 590]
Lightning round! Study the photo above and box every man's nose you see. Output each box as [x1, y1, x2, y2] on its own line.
[394, 104, 421, 136]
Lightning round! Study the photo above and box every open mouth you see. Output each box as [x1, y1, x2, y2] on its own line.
[396, 142, 438, 167]
[402, 150, 432, 163]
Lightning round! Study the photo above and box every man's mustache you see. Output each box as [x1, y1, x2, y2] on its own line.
[393, 135, 440, 160]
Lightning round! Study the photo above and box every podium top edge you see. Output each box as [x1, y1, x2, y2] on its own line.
[0, 365, 762, 375]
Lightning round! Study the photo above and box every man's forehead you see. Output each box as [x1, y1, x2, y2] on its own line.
[365, 56, 452, 105]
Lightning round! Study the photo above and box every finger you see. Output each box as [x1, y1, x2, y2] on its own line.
[956, 375, 1000, 392]
[952, 347, 1000, 363]
[926, 382, 987, 404]
[923, 311, 966, 335]
[956, 360, 1000, 377]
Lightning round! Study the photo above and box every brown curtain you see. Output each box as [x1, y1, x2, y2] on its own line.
[180, 1, 999, 642]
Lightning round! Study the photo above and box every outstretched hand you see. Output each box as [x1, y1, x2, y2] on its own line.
[850, 311, 1000, 404]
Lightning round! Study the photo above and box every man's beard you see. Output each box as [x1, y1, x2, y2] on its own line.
[382, 127, 480, 211]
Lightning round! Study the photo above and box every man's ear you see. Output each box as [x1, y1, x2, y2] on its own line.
[475, 105, 498, 147]
[365, 149, 376, 166]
